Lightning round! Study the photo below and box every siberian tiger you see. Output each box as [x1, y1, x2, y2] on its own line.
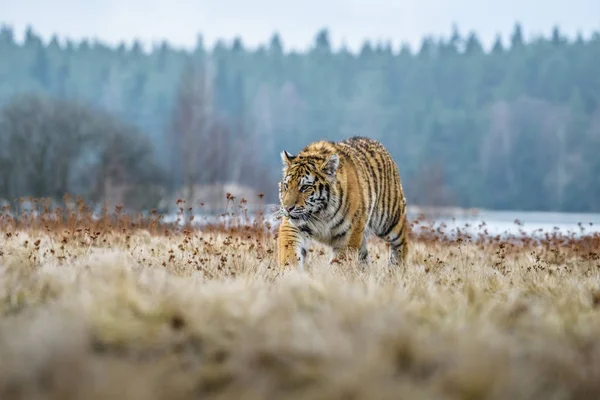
[276, 136, 409, 270]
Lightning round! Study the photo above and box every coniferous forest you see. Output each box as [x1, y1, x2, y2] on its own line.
[1, 23, 599, 213]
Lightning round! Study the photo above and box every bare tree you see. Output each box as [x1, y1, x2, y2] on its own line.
[480, 96, 573, 209]
[0, 95, 96, 200]
[0, 93, 165, 211]
[166, 56, 215, 204]
[410, 161, 456, 207]
[165, 56, 277, 207]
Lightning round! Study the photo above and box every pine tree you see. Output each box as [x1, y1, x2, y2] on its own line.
[464, 32, 483, 55]
[31, 45, 51, 89]
[269, 33, 283, 56]
[314, 28, 331, 53]
[510, 23, 524, 49]
[491, 34, 504, 54]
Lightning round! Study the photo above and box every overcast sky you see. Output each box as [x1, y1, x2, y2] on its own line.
[2, 0, 599, 53]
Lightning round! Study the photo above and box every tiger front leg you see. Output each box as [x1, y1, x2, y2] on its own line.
[277, 218, 307, 271]
[277, 234, 306, 270]
[329, 223, 369, 265]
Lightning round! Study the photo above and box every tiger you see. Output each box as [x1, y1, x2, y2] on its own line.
[276, 136, 409, 270]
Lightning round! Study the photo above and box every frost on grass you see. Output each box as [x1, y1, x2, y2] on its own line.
[1, 199, 600, 399]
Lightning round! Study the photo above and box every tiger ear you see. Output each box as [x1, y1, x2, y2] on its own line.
[280, 150, 295, 166]
[321, 153, 339, 177]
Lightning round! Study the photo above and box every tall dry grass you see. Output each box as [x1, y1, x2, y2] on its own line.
[1, 195, 600, 399]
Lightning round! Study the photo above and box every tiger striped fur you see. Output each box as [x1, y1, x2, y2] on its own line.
[276, 136, 409, 270]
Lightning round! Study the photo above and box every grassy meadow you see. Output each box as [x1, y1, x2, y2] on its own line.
[1, 196, 600, 399]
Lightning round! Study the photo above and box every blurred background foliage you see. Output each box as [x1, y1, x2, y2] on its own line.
[0, 24, 599, 213]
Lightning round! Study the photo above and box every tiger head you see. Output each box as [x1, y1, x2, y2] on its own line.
[278, 149, 340, 223]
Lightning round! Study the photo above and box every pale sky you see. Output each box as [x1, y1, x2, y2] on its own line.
[2, 0, 599, 53]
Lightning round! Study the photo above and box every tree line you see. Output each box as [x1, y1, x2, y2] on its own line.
[0, 23, 599, 213]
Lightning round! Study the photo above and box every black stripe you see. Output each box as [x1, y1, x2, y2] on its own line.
[331, 229, 349, 242]
[348, 141, 378, 220]
[280, 224, 297, 232]
[317, 184, 329, 209]
[390, 236, 405, 250]
[331, 202, 349, 231]
[354, 201, 365, 224]
[359, 148, 378, 217]
[367, 148, 384, 229]
[387, 230, 400, 244]
[378, 152, 390, 232]
[333, 203, 364, 241]
[300, 225, 312, 235]
[330, 184, 344, 217]
[387, 170, 399, 233]
[380, 207, 401, 238]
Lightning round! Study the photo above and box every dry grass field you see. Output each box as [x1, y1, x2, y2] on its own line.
[1, 196, 600, 400]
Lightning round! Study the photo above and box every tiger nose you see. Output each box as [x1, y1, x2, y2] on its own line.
[285, 205, 295, 213]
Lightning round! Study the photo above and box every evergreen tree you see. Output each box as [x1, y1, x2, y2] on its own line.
[0, 25, 14, 45]
[269, 33, 283, 56]
[314, 28, 331, 53]
[55, 63, 70, 98]
[491, 34, 504, 54]
[551, 25, 566, 46]
[31, 46, 51, 89]
[156, 41, 170, 72]
[232, 37, 244, 53]
[464, 32, 483, 55]
[510, 23, 524, 49]
[449, 23, 463, 53]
